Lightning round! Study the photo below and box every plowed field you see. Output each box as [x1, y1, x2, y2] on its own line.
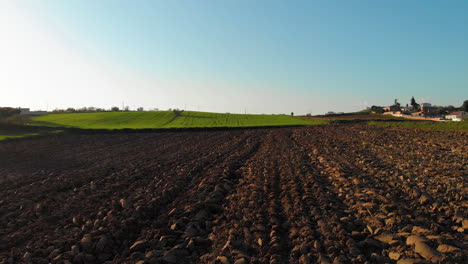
[1, 125, 467, 264]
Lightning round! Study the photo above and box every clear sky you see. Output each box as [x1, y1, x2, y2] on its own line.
[1, 0, 467, 114]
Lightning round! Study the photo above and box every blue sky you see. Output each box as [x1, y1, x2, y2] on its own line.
[1, 0, 467, 114]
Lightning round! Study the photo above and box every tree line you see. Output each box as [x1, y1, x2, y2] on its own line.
[370, 98, 468, 114]
[51, 106, 148, 113]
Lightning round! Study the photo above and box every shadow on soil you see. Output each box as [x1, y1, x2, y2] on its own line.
[0, 124, 63, 142]
[0, 124, 310, 141]
[63, 124, 309, 135]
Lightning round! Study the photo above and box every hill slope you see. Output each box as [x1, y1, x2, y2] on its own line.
[32, 111, 320, 129]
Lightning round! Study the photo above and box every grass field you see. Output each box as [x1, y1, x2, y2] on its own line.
[31, 111, 324, 129]
[0, 133, 39, 141]
[369, 120, 468, 130]
[0, 125, 63, 141]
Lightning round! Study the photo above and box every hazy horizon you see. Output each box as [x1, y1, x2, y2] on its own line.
[1, 0, 467, 115]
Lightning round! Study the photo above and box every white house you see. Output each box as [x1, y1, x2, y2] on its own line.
[445, 111, 466, 121]
[420, 103, 432, 108]
[19, 108, 48, 116]
[19, 108, 30, 115]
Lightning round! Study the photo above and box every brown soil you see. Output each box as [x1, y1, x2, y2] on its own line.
[0, 125, 466, 264]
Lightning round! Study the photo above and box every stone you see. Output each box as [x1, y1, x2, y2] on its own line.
[130, 240, 148, 252]
[462, 219, 468, 229]
[374, 233, 395, 244]
[419, 194, 430, 204]
[216, 256, 230, 264]
[23, 252, 31, 260]
[80, 234, 92, 252]
[406, 235, 428, 246]
[313, 240, 321, 250]
[71, 245, 80, 254]
[234, 257, 247, 264]
[299, 254, 311, 264]
[257, 238, 263, 246]
[414, 241, 443, 262]
[388, 251, 401, 260]
[72, 217, 80, 225]
[52, 254, 63, 261]
[120, 198, 128, 209]
[48, 249, 61, 259]
[411, 226, 431, 235]
[437, 244, 460, 253]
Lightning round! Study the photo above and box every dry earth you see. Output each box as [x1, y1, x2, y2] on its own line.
[0, 125, 467, 264]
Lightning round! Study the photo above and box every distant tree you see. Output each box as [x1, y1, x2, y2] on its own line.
[291, 112, 294, 116]
[111, 106, 120, 112]
[462, 100, 468, 112]
[370, 105, 384, 114]
[66, 107, 76, 113]
[447, 105, 455, 113]
[433, 106, 445, 115]
[410, 96, 419, 110]
[124, 106, 130, 111]
[173, 108, 184, 116]
[137, 107, 144, 111]
[306, 113, 312, 117]
[0, 107, 20, 120]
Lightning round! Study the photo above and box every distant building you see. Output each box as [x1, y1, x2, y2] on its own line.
[445, 111, 466, 121]
[420, 103, 432, 109]
[383, 104, 401, 113]
[19, 108, 48, 116]
[419, 103, 437, 117]
[400, 106, 412, 113]
[19, 108, 30, 115]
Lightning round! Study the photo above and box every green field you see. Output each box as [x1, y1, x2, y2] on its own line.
[369, 120, 468, 131]
[32, 111, 323, 129]
[0, 133, 39, 141]
[0, 125, 63, 141]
